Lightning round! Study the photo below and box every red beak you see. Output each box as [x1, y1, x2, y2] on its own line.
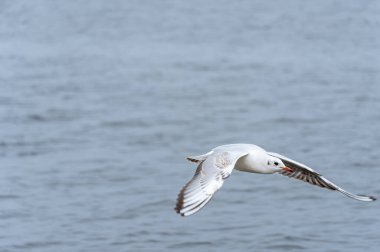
[281, 167, 293, 172]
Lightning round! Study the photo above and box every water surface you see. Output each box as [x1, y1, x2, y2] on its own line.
[0, 1, 379, 251]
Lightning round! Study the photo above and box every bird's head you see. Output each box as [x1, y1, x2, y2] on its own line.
[267, 157, 289, 173]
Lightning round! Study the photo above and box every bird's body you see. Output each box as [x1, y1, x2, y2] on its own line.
[196, 144, 275, 174]
[175, 144, 376, 217]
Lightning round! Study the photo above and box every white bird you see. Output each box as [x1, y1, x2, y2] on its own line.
[175, 144, 376, 217]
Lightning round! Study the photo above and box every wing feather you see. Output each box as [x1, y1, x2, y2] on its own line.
[268, 152, 376, 202]
[175, 151, 248, 216]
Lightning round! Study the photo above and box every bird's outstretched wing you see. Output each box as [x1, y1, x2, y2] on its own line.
[175, 151, 248, 216]
[268, 152, 376, 202]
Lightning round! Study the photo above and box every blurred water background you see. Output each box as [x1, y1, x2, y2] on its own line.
[0, 0, 380, 251]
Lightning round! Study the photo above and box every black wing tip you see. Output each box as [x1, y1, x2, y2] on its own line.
[174, 184, 193, 216]
[174, 204, 187, 216]
[357, 194, 377, 201]
[174, 186, 185, 214]
[174, 203, 186, 216]
[174, 206, 186, 216]
[368, 195, 377, 201]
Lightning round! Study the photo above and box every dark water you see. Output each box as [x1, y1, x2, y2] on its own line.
[1, 0, 380, 251]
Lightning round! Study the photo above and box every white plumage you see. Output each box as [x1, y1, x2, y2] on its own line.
[175, 144, 376, 217]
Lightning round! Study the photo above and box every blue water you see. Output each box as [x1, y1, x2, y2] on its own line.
[1, 0, 379, 251]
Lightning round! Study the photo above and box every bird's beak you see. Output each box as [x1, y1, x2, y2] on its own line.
[281, 166, 293, 173]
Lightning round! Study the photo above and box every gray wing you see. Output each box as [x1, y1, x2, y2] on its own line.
[175, 151, 248, 217]
[268, 152, 376, 202]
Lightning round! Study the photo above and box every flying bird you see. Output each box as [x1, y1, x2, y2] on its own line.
[175, 144, 376, 217]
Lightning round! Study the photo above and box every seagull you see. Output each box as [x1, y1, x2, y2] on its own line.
[175, 144, 376, 217]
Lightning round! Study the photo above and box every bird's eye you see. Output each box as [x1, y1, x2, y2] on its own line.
[267, 161, 270, 165]
[274, 161, 279, 166]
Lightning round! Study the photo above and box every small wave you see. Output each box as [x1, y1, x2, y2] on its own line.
[0, 194, 21, 199]
[265, 244, 306, 250]
[13, 241, 63, 249]
[168, 241, 214, 249]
